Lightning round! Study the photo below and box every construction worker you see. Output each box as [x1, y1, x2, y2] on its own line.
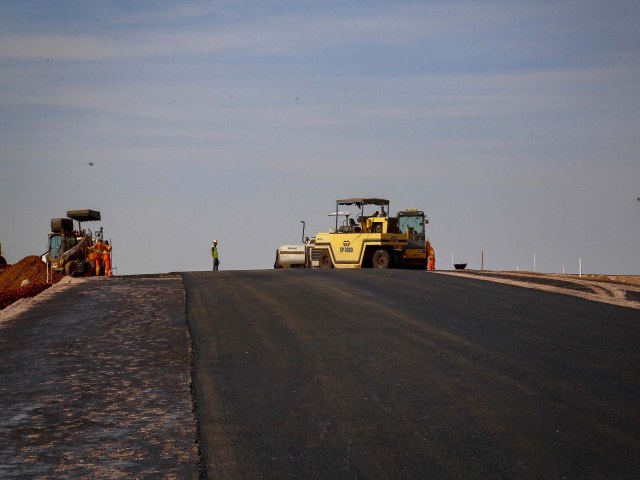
[427, 245, 436, 271]
[102, 240, 113, 277]
[211, 240, 219, 271]
[89, 239, 105, 276]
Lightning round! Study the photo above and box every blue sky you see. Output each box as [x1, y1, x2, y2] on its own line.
[1, 0, 638, 274]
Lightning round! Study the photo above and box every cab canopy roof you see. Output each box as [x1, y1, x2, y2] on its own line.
[336, 198, 389, 207]
[66, 209, 101, 222]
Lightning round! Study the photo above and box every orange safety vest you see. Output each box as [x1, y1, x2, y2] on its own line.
[89, 242, 104, 260]
[103, 244, 112, 276]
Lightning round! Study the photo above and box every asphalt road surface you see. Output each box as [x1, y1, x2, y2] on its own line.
[185, 269, 640, 479]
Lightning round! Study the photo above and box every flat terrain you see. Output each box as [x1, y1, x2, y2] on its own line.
[186, 269, 640, 479]
[2, 269, 639, 479]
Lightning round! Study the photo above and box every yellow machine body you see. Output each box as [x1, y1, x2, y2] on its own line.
[311, 198, 420, 269]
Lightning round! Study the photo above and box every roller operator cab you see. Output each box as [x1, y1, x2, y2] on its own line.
[312, 198, 411, 269]
[397, 209, 429, 269]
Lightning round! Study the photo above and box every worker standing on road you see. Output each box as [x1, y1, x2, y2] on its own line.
[89, 239, 105, 276]
[427, 244, 436, 271]
[211, 240, 220, 271]
[103, 240, 113, 277]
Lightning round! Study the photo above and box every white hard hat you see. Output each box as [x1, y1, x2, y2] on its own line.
[213, 240, 218, 243]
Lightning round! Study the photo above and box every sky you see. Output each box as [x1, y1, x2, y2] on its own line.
[1, 0, 639, 275]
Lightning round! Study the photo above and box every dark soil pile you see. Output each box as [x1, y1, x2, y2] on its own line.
[0, 256, 62, 310]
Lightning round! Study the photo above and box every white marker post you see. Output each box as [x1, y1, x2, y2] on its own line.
[579, 258, 582, 277]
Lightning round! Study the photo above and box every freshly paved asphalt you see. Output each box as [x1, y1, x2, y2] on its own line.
[185, 269, 640, 480]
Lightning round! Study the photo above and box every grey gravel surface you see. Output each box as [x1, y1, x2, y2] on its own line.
[0, 276, 198, 479]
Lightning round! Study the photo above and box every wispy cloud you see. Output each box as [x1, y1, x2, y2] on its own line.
[0, 33, 117, 60]
[0, 1, 636, 65]
[114, 3, 219, 26]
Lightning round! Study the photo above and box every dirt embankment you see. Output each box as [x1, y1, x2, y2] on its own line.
[0, 256, 63, 310]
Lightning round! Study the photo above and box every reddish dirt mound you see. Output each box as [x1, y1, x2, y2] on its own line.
[0, 256, 63, 310]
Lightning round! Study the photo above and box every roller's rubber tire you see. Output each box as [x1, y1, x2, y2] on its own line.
[319, 251, 333, 269]
[372, 249, 390, 269]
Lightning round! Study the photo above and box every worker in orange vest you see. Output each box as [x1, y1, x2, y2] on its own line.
[427, 245, 436, 271]
[89, 239, 105, 276]
[103, 240, 113, 277]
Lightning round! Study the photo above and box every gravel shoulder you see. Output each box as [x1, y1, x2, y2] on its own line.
[438, 270, 640, 310]
[0, 275, 198, 479]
